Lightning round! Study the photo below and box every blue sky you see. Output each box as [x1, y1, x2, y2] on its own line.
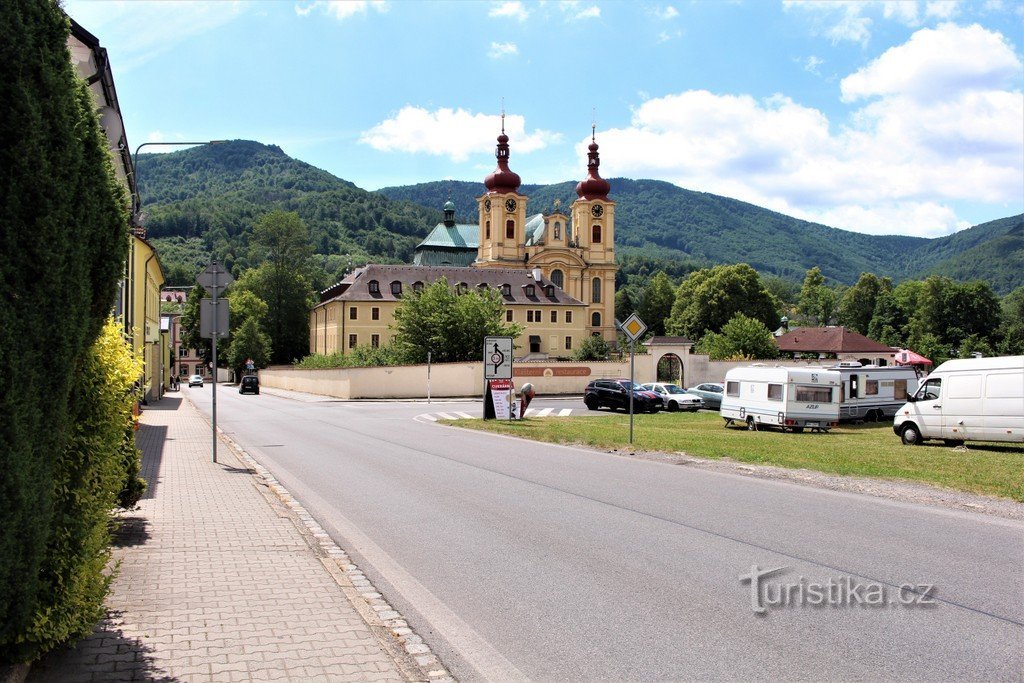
[64, 0, 1023, 238]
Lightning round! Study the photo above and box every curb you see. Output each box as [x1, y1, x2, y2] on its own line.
[198, 400, 453, 681]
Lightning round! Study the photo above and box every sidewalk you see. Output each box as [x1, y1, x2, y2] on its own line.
[29, 396, 424, 682]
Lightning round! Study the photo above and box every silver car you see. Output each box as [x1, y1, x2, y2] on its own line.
[641, 383, 703, 412]
[686, 382, 725, 410]
[188, 374, 204, 388]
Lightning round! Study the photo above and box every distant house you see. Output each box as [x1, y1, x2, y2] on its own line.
[775, 326, 895, 366]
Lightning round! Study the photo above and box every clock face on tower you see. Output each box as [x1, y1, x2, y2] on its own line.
[591, 204, 604, 218]
[505, 198, 517, 213]
[484, 199, 491, 212]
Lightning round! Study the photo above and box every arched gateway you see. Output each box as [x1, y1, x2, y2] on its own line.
[644, 336, 695, 387]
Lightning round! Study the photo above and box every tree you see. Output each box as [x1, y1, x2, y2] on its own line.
[227, 317, 271, 379]
[1, 0, 132, 661]
[867, 290, 908, 347]
[614, 289, 635, 322]
[665, 264, 780, 342]
[573, 335, 611, 361]
[906, 276, 1001, 361]
[838, 273, 890, 335]
[179, 283, 211, 365]
[636, 271, 675, 337]
[236, 211, 316, 364]
[391, 278, 522, 363]
[998, 286, 1024, 355]
[696, 313, 779, 360]
[797, 267, 838, 326]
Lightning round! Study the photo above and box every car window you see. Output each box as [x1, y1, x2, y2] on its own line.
[665, 385, 684, 394]
[711, 385, 723, 393]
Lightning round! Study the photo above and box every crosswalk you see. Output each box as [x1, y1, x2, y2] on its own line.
[418, 407, 574, 422]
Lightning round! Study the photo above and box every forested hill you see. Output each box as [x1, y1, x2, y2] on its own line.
[138, 140, 1021, 292]
[136, 140, 442, 283]
[378, 179, 1023, 291]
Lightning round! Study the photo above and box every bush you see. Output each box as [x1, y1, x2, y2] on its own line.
[296, 344, 404, 369]
[573, 335, 611, 361]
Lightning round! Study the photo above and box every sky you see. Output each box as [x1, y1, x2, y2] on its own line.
[64, 0, 1023, 239]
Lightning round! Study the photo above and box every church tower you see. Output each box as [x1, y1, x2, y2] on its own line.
[475, 116, 528, 268]
[570, 127, 617, 342]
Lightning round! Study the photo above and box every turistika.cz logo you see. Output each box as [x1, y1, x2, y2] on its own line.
[739, 565, 938, 614]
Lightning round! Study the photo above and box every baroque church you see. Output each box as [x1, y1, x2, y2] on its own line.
[309, 122, 619, 359]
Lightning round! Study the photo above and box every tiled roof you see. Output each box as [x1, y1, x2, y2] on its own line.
[415, 224, 478, 249]
[644, 336, 694, 345]
[775, 326, 893, 353]
[320, 264, 586, 306]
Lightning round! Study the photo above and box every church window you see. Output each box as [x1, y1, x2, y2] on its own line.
[486, 220, 490, 239]
[506, 219, 515, 239]
[551, 269, 564, 289]
[592, 224, 602, 243]
[591, 312, 601, 327]
[554, 222, 561, 240]
[592, 277, 602, 304]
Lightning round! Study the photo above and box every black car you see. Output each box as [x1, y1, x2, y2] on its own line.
[239, 375, 260, 395]
[584, 379, 662, 413]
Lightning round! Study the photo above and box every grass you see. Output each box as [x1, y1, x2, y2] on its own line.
[449, 410, 1024, 502]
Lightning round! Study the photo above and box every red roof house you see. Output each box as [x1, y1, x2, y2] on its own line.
[775, 326, 895, 364]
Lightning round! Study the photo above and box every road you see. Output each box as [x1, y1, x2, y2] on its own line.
[186, 385, 1024, 681]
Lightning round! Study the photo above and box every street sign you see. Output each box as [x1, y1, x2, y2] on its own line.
[197, 262, 234, 296]
[483, 336, 513, 379]
[621, 313, 648, 343]
[200, 298, 230, 338]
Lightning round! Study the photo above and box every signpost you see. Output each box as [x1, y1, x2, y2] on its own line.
[483, 336, 514, 420]
[620, 313, 648, 444]
[198, 262, 233, 463]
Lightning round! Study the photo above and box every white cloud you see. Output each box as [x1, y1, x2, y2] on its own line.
[489, 1, 529, 21]
[574, 6, 601, 20]
[840, 23, 1021, 102]
[489, 41, 519, 59]
[360, 107, 562, 162]
[590, 24, 1023, 238]
[784, 1, 968, 44]
[295, 1, 389, 20]
[656, 5, 679, 20]
[803, 55, 824, 75]
[924, 0, 958, 19]
[559, 1, 600, 21]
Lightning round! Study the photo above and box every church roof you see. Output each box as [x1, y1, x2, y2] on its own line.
[523, 213, 546, 246]
[415, 223, 478, 250]
[413, 247, 477, 268]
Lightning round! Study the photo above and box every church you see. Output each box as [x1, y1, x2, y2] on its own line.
[309, 122, 619, 359]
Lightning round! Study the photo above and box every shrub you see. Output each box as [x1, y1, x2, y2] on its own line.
[573, 335, 611, 361]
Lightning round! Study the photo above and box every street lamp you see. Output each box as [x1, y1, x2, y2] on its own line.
[131, 140, 226, 216]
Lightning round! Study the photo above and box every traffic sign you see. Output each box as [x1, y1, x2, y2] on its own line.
[483, 336, 513, 379]
[200, 298, 230, 338]
[621, 313, 648, 343]
[197, 262, 234, 296]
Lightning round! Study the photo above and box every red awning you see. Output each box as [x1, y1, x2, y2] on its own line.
[895, 349, 933, 365]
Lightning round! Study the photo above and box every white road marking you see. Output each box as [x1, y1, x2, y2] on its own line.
[535, 408, 553, 417]
[558, 408, 572, 417]
[434, 412, 458, 420]
[455, 411, 474, 419]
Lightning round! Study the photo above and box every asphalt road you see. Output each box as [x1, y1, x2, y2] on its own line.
[186, 385, 1024, 681]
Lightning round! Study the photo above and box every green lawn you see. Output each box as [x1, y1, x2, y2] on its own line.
[450, 410, 1024, 502]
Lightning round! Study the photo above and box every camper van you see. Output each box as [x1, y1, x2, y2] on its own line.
[830, 362, 921, 422]
[893, 355, 1024, 446]
[721, 366, 841, 432]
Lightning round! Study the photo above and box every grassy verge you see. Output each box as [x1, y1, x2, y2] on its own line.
[449, 411, 1024, 502]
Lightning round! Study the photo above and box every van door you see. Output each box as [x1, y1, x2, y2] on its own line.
[909, 377, 943, 439]
[943, 374, 983, 441]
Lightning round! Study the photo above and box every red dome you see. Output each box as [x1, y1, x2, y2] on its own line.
[484, 129, 521, 194]
[575, 134, 610, 201]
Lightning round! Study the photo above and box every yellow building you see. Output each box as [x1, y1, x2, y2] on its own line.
[311, 122, 620, 358]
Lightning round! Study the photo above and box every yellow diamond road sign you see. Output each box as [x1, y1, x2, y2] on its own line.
[622, 313, 647, 342]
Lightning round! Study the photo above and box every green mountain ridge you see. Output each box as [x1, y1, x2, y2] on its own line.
[137, 140, 1022, 292]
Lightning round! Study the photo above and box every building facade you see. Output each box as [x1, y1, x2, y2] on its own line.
[313, 123, 619, 358]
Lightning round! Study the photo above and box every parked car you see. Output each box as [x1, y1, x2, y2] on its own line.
[584, 379, 662, 413]
[188, 374, 204, 388]
[686, 383, 725, 409]
[238, 375, 260, 395]
[641, 383, 702, 412]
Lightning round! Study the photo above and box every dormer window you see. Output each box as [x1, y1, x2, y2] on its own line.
[390, 281, 402, 297]
[368, 280, 380, 294]
[545, 285, 555, 298]
[501, 284, 511, 297]
[477, 283, 488, 291]
[413, 281, 424, 293]
[524, 284, 535, 297]
[457, 282, 468, 294]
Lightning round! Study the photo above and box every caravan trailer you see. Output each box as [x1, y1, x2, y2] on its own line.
[830, 362, 921, 422]
[721, 366, 841, 432]
[893, 355, 1024, 446]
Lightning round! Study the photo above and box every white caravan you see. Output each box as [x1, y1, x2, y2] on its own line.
[830, 362, 921, 422]
[893, 356, 1024, 446]
[721, 366, 841, 432]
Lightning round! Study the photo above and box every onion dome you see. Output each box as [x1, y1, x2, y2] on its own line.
[483, 116, 521, 195]
[443, 200, 456, 227]
[575, 126, 611, 201]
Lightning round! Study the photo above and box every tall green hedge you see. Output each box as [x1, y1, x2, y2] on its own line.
[0, 0, 132, 663]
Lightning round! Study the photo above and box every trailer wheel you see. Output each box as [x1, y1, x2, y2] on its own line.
[746, 417, 757, 431]
[900, 423, 922, 446]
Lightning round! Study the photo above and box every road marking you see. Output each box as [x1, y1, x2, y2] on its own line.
[418, 408, 576, 423]
[558, 408, 572, 417]
[535, 408, 553, 417]
[420, 414, 438, 422]
[455, 411, 474, 419]
[434, 412, 458, 420]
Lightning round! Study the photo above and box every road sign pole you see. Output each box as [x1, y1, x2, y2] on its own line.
[427, 351, 431, 404]
[198, 260, 233, 464]
[629, 339, 635, 444]
[211, 269, 219, 464]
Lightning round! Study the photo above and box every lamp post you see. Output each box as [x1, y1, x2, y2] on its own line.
[131, 140, 225, 215]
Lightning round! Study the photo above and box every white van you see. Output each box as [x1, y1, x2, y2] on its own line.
[893, 355, 1024, 446]
[830, 362, 921, 422]
[721, 366, 841, 432]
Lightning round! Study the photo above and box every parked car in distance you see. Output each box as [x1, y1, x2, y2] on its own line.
[641, 383, 702, 412]
[188, 374, 204, 388]
[686, 383, 725, 409]
[585, 379, 663, 413]
[239, 375, 260, 395]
